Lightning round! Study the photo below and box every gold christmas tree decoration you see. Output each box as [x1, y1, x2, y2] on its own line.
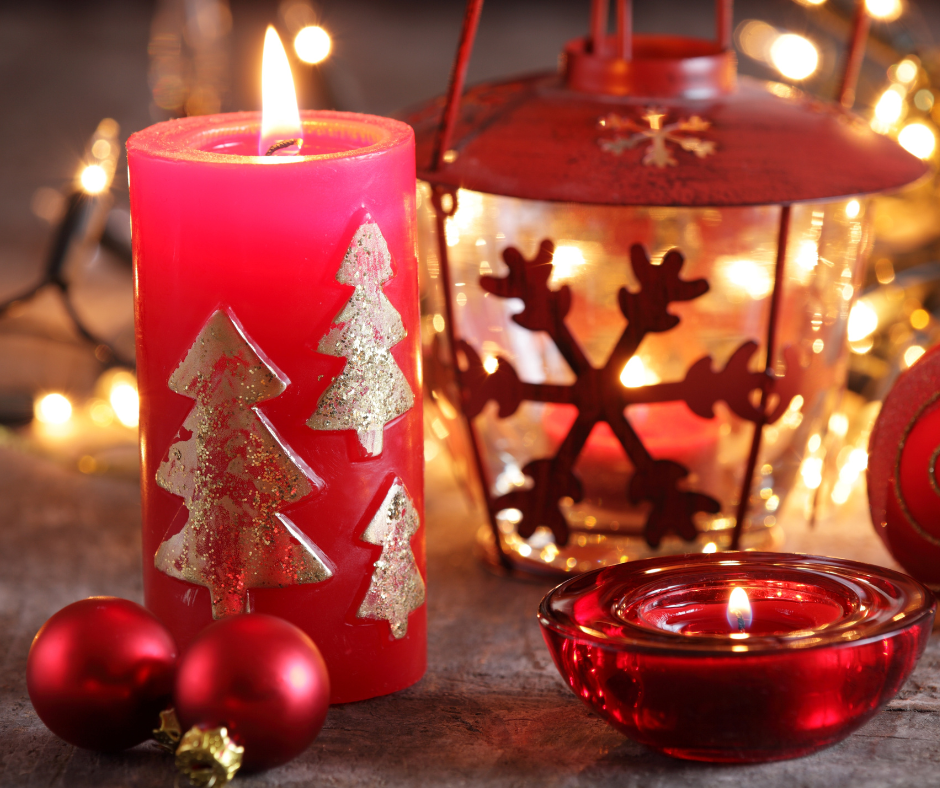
[307, 217, 414, 458]
[155, 309, 332, 619]
[356, 479, 425, 639]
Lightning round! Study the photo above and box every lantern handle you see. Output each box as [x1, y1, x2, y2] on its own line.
[430, 0, 736, 170]
[838, 0, 871, 109]
[430, 0, 485, 171]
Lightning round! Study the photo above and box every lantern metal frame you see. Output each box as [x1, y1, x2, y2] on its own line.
[410, 0, 928, 574]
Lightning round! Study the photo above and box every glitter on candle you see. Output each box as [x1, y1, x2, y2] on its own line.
[356, 480, 426, 639]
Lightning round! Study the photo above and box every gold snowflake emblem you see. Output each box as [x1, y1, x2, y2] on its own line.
[598, 108, 716, 168]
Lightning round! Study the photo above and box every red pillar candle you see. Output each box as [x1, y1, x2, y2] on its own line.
[127, 110, 424, 703]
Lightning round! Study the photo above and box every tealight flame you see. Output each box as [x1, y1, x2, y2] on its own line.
[726, 587, 753, 633]
[260, 26, 303, 156]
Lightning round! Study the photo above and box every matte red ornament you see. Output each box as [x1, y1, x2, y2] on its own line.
[26, 597, 178, 751]
[174, 614, 330, 772]
[868, 344, 940, 588]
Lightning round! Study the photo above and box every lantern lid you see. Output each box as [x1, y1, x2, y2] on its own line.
[407, 66, 929, 207]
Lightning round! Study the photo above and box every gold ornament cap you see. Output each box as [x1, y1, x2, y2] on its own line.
[153, 708, 183, 752]
[175, 726, 244, 788]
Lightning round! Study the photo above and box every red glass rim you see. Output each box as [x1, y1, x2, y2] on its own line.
[126, 110, 414, 165]
[538, 552, 936, 655]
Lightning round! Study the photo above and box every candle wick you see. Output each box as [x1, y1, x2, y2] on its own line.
[736, 612, 745, 632]
[265, 139, 300, 156]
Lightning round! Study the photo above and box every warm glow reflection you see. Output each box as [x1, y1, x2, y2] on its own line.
[294, 25, 331, 64]
[550, 245, 586, 284]
[483, 356, 499, 375]
[725, 259, 773, 299]
[845, 199, 861, 219]
[703, 542, 718, 554]
[80, 164, 108, 194]
[769, 34, 819, 81]
[865, 0, 903, 22]
[620, 356, 659, 388]
[35, 393, 73, 425]
[260, 26, 303, 156]
[904, 345, 926, 368]
[898, 123, 936, 160]
[110, 383, 140, 428]
[727, 587, 753, 632]
[847, 300, 878, 342]
[801, 457, 823, 490]
[874, 87, 904, 126]
[795, 240, 818, 271]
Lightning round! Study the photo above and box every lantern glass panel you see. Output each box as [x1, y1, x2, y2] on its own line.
[418, 184, 872, 573]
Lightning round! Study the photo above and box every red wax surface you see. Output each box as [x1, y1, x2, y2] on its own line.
[539, 552, 935, 763]
[127, 112, 423, 704]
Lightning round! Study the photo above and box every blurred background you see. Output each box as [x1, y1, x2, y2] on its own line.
[1, 0, 940, 517]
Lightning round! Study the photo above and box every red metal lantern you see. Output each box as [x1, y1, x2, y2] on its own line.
[409, 0, 927, 576]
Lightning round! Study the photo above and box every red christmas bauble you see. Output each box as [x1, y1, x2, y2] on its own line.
[869, 343, 940, 587]
[174, 614, 330, 771]
[26, 597, 178, 751]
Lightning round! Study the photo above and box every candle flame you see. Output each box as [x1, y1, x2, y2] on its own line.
[726, 587, 753, 632]
[260, 26, 303, 156]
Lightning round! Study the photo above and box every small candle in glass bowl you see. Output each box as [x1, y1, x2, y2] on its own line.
[538, 552, 935, 763]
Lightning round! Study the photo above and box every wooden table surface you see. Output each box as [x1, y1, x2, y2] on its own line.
[2, 441, 939, 788]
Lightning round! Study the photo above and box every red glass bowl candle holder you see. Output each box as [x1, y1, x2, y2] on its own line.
[538, 552, 935, 763]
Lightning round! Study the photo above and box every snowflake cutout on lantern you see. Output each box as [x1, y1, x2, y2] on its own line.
[458, 241, 805, 548]
[599, 108, 716, 168]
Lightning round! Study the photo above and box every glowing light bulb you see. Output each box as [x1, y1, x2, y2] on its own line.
[769, 34, 819, 81]
[829, 412, 849, 438]
[801, 457, 824, 490]
[110, 383, 139, 428]
[865, 0, 903, 22]
[847, 300, 878, 342]
[895, 59, 918, 84]
[703, 542, 718, 554]
[80, 164, 108, 194]
[35, 393, 73, 425]
[727, 587, 753, 632]
[898, 123, 936, 160]
[294, 25, 331, 64]
[482, 356, 499, 375]
[260, 26, 303, 156]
